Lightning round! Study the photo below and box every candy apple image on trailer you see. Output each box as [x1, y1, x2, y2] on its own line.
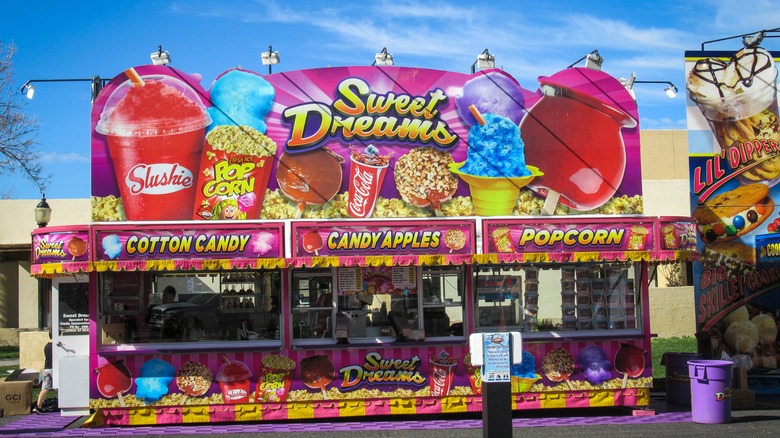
[521, 70, 637, 214]
[301, 230, 323, 256]
[300, 355, 335, 399]
[276, 148, 344, 219]
[67, 237, 87, 260]
[94, 359, 133, 406]
[614, 343, 646, 388]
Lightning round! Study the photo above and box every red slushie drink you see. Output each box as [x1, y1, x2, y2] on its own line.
[96, 74, 211, 220]
[347, 145, 391, 218]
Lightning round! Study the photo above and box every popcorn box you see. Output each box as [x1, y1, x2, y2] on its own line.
[192, 125, 277, 220]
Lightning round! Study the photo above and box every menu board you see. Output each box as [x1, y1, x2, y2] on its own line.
[337, 268, 363, 294]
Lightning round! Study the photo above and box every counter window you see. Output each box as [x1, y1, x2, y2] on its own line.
[291, 269, 334, 340]
[98, 270, 281, 347]
[474, 263, 641, 335]
[421, 266, 464, 337]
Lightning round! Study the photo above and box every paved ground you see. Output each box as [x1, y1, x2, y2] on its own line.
[0, 392, 778, 438]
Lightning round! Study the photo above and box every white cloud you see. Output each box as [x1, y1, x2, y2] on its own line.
[39, 152, 89, 164]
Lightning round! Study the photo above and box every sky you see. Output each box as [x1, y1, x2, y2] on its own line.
[2, 0, 780, 200]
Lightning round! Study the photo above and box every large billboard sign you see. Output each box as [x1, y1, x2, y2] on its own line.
[686, 45, 780, 371]
[91, 65, 643, 221]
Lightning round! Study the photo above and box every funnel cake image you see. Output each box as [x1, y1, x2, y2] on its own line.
[688, 47, 780, 184]
[450, 106, 542, 216]
[276, 148, 344, 218]
[394, 146, 459, 216]
[541, 348, 575, 390]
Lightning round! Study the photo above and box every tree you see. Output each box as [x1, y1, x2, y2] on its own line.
[0, 40, 48, 196]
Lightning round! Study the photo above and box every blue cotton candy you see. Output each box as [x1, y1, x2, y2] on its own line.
[461, 113, 531, 178]
[511, 351, 537, 378]
[135, 358, 175, 403]
[208, 69, 275, 134]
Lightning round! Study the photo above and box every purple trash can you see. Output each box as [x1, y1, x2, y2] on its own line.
[661, 352, 701, 405]
[688, 359, 733, 424]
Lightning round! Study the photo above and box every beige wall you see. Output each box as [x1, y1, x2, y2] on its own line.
[649, 286, 696, 338]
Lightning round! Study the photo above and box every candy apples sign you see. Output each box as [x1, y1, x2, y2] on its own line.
[91, 64, 642, 221]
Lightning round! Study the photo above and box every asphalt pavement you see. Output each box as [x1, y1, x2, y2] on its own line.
[0, 392, 778, 438]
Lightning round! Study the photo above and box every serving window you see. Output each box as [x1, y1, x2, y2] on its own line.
[98, 270, 282, 347]
[474, 263, 641, 336]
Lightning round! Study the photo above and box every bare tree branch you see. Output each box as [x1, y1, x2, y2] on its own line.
[0, 40, 50, 194]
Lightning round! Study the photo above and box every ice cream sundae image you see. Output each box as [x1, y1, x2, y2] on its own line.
[687, 46, 780, 183]
[449, 105, 541, 216]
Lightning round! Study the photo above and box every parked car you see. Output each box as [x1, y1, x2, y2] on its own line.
[147, 293, 223, 338]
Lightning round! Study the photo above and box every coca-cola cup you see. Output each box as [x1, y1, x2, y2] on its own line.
[96, 73, 211, 221]
[347, 147, 390, 218]
[429, 356, 457, 397]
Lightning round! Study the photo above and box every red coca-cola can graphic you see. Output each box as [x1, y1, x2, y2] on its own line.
[347, 147, 390, 218]
[429, 356, 457, 397]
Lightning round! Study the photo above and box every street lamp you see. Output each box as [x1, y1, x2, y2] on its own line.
[261, 45, 281, 74]
[34, 194, 52, 330]
[470, 49, 495, 74]
[20, 76, 108, 104]
[619, 73, 678, 99]
[372, 47, 394, 66]
[35, 194, 51, 228]
[567, 49, 604, 70]
[150, 45, 171, 65]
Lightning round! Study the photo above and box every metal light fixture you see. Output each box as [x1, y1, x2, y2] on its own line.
[372, 47, 394, 66]
[470, 49, 495, 74]
[700, 28, 779, 50]
[35, 194, 52, 228]
[21, 76, 107, 104]
[261, 45, 281, 74]
[620, 73, 678, 99]
[567, 49, 604, 70]
[150, 45, 171, 65]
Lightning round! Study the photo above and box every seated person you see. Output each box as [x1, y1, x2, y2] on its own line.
[180, 316, 204, 341]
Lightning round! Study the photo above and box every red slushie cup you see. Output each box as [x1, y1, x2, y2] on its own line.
[347, 146, 391, 218]
[429, 356, 457, 397]
[216, 358, 252, 404]
[96, 74, 211, 221]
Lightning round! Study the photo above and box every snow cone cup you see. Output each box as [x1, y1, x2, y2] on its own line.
[449, 162, 542, 216]
[96, 72, 211, 221]
[511, 374, 541, 392]
[216, 357, 252, 404]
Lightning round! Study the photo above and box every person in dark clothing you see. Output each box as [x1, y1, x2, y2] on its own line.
[33, 331, 53, 414]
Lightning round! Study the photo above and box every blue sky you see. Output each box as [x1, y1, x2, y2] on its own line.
[2, 0, 780, 199]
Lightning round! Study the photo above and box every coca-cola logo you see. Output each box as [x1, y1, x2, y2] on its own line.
[125, 163, 194, 195]
[349, 167, 376, 217]
[430, 368, 448, 396]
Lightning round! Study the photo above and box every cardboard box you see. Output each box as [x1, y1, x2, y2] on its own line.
[0, 381, 32, 416]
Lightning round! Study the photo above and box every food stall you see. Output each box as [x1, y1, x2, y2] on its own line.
[31, 61, 698, 426]
[686, 43, 780, 395]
